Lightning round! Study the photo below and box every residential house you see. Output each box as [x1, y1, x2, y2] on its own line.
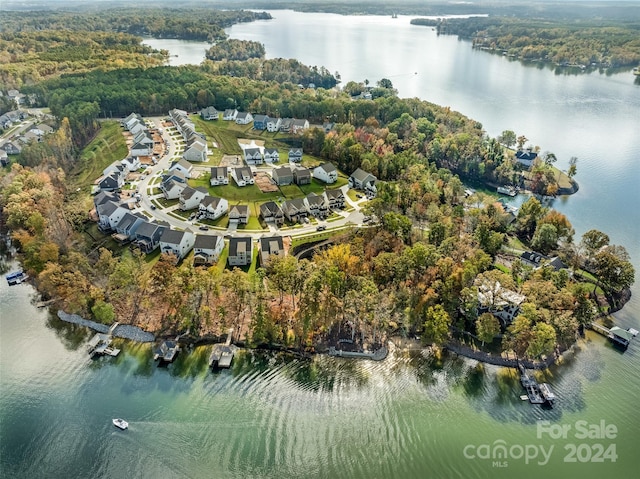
[349, 168, 377, 196]
[131, 137, 153, 156]
[324, 188, 345, 210]
[132, 129, 154, 148]
[121, 156, 141, 172]
[199, 195, 229, 220]
[282, 198, 308, 223]
[210, 166, 229, 186]
[0, 149, 8, 167]
[271, 165, 293, 186]
[169, 158, 193, 178]
[93, 190, 120, 209]
[279, 118, 294, 133]
[231, 167, 254, 187]
[159, 228, 196, 261]
[253, 114, 269, 130]
[193, 234, 225, 266]
[122, 112, 143, 130]
[228, 205, 250, 224]
[292, 119, 310, 134]
[96, 201, 129, 231]
[263, 148, 279, 163]
[179, 186, 207, 211]
[235, 112, 253, 125]
[476, 278, 526, 326]
[259, 201, 284, 225]
[288, 148, 303, 163]
[200, 106, 219, 121]
[313, 162, 338, 184]
[228, 237, 253, 266]
[243, 147, 263, 165]
[2, 142, 22, 155]
[266, 117, 282, 132]
[113, 212, 146, 242]
[134, 221, 167, 253]
[304, 193, 329, 218]
[98, 170, 125, 192]
[521, 251, 544, 267]
[128, 121, 146, 137]
[183, 139, 208, 163]
[515, 149, 538, 169]
[322, 122, 334, 133]
[259, 236, 285, 267]
[293, 167, 312, 185]
[35, 123, 54, 135]
[160, 178, 186, 200]
[223, 109, 238, 121]
[163, 171, 187, 185]
[21, 131, 41, 144]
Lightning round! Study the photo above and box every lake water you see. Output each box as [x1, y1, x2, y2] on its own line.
[3, 10, 640, 479]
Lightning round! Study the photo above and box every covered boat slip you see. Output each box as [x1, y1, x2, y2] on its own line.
[590, 322, 639, 349]
[87, 333, 120, 357]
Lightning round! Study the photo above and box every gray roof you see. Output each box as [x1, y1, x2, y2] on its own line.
[244, 147, 261, 156]
[229, 237, 252, 256]
[229, 205, 249, 217]
[170, 158, 193, 171]
[210, 166, 228, 177]
[97, 200, 120, 217]
[294, 168, 311, 179]
[289, 148, 303, 156]
[350, 168, 376, 182]
[180, 186, 198, 200]
[160, 229, 188, 245]
[260, 236, 284, 254]
[136, 221, 163, 238]
[201, 195, 222, 208]
[317, 162, 337, 174]
[194, 234, 221, 250]
[260, 201, 283, 216]
[283, 198, 306, 213]
[253, 114, 269, 122]
[325, 189, 344, 199]
[305, 192, 325, 207]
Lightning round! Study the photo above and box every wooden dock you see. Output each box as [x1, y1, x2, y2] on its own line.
[589, 322, 638, 349]
[154, 338, 180, 363]
[209, 328, 238, 369]
[87, 322, 121, 358]
[518, 362, 555, 406]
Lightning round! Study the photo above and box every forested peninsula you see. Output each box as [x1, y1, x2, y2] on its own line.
[0, 6, 635, 365]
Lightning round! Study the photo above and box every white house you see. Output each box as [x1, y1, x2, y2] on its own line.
[264, 148, 280, 163]
[235, 112, 253, 125]
[223, 109, 238, 121]
[349, 168, 377, 196]
[169, 158, 194, 178]
[160, 178, 186, 200]
[313, 162, 338, 184]
[96, 201, 129, 231]
[179, 186, 207, 211]
[199, 195, 229, 220]
[210, 166, 229, 186]
[476, 278, 526, 326]
[121, 156, 142, 172]
[183, 140, 208, 163]
[231, 167, 254, 187]
[266, 117, 282, 132]
[160, 229, 195, 262]
[193, 234, 225, 266]
[244, 147, 263, 165]
[292, 119, 310, 134]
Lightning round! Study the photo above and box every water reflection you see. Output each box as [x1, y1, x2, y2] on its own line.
[45, 311, 91, 351]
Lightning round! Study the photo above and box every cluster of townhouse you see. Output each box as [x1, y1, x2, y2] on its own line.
[0, 109, 55, 166]
[121, 113, 155, 158]
[169, 109, 209, 162]
[200, 106, 313, 135]
[93, 190, 289, 269]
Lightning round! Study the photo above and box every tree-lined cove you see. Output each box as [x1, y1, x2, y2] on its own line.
[1, 4, 640, 479]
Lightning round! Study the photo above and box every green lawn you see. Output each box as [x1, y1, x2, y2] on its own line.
[190, 176, 281, 202]
[72, 121, 128, 189]
[347, 188, 361, 202]
[279, 184, 304, 199]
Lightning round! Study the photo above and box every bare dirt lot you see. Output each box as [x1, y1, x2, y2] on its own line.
[255, 171, 279, 192]
[219, 155, 243, 168]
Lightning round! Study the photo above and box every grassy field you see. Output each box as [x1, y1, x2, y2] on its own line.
[189, 176, 282, 202]
[72, 121, 127, 189]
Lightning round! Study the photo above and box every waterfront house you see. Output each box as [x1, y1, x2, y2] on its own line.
[193, 234, 225, 266]
[199, 195, 229, 220]
[210, 166, 229, 186]
[259, 201, 284, 225]
[169, 158, 193, 178]
[179, 186, 207, 211]
[313, 162, 338, 184]
[253, 114, 269, 130]
[134, 221, 167, 253]
[515, 149, 538, 169]
[200, 106, 219, 120]
[231, 167, 254, 187]
[228, 236, 253, 266]
[235, 112, 253, 125]
[159, 228, 195, 262]
[272, 165, 293, 186]
[223, 109, 238, 121]
[293, 167, 312, 185]
[228, 205, 250, 224]
[264, 148, 280, 163]
[288, 148, 303, 163]
[476, 278, 526, 326]
[259, 235, 285, 267]
[282, 198, 308, 223]
[324, 188, 345, 210]
[266, 117, 282, 132]
[304, 192, 329, 218]
[183, 139, 208, 163]
[244, 147, 263, 165]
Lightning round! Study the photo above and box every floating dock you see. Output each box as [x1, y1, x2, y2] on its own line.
[154, 339, 180, 363]
[209, 328, 237, 369]
[589, 322, 638, 349]
[87, 322, 121, 358]
[518, 362, 555, 406]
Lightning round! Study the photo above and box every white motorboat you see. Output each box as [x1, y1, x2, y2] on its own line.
[112, 418, 128, 430]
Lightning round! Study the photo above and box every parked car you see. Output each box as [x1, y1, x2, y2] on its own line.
[316, 225, 327, 231]
[150, 205, 157, 210]
[199, 225, 209, 231]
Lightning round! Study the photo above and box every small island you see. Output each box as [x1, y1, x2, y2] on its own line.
[0, 6, 635, 371]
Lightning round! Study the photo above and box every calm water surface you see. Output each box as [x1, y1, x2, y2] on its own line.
[3, 10, 640, 479]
